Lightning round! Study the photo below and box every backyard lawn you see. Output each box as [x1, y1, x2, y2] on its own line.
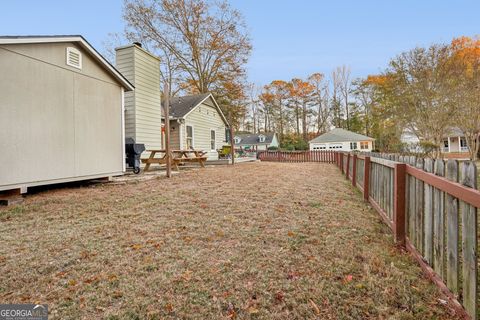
[0, 162, 461, 319]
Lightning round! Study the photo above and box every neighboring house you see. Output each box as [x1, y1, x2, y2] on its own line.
[400, 127, 470, 157]
[0, 35, 134, 193]
[168, 93, 229, 160]
[234, 133, 279, 151]
[442, 127, 469, 155]
[116, 44, 229, 161]
[309, 128, 375, 151]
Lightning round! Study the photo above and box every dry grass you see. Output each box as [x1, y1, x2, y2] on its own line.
[0, 162, 461, 319]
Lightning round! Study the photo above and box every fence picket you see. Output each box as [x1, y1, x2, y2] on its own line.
[415, 158, 425, 255]
[445, 159, 459, 295]
[460, 161, 477, 319]
[408, 156, 417, 245]
[424, 158, 434, 265]
[433, 159, 446, 280]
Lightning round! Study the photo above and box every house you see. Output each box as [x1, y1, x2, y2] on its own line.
[0, 35, 134, 194]
[309, 128, 375, 151]
[234, 133, 279, 151]
[167, 93, 229, 160]
[116, 44, 229, 161]
[400, 127, 470, 157]
[441, 127, 469, 156]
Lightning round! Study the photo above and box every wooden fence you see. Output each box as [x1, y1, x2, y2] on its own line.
[257, 150, 336, 163]
[336, 152, 479, 319]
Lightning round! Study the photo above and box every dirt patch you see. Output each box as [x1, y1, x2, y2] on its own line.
[0, 162, 461, 319]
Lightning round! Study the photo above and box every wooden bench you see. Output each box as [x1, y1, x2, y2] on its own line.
[142, 149, 207, 172]
[141, 149, 168, 172]
[171, 150, 207, 170]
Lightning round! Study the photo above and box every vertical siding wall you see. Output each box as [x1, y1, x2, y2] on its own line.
[115, 45, 162, 152]
[0, 42, 124, 190]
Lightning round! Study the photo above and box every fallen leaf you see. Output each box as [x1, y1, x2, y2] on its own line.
[130, 244, 143, 250]
[309, 299, 320, 315]
[274, 291, 285, 303]
[164, 303, 174, 312]
[344, 274, 353, 283]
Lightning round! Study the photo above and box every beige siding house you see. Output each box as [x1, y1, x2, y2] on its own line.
[168, 94, 229, 160]
[115, 44, 228, 160]
[0, 35, 133, 193]
[115, 43, 162, 152]
[309, 128, 375, 151]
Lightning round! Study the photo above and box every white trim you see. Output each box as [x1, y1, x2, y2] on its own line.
[448, 137, 451, 153]
[66, 46, 82, 69]
[121, 87, 126, 173]
[0, 36, 134, 91]
[178, 122, 184, 150]
[210, 128, 217, 151]
[185, 124, 194, 149]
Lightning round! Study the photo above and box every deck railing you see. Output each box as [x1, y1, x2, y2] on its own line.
[336, 152, 479, 320]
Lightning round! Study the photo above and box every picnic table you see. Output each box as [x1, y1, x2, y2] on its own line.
[142, 149, 208, 172]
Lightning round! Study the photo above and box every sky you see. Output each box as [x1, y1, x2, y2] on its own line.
[2, 0, 480, 86]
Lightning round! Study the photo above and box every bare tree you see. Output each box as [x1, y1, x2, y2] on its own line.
[308, 73, 330, 134]
[122, 0, 252, 122]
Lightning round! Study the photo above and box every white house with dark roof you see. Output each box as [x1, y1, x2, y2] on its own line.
[234, 133, 279, 151]
[309, 128, 375, 151]
[167, 93, 229, 160]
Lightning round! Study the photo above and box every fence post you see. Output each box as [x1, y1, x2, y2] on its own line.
[341, 153, 345, 175]
[352, 154, 357, 187]
[364, 156, 370, 201]
[346, 153, 350, 180]
[394, 163, 406, 247]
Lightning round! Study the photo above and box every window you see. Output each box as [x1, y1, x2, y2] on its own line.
[350, 142, 357, 150]
[234, 136, 241, 144]
[225, 128, 231, 142]
[210, 130, 216, 150]
[360, 141, 369, 150]
[258, 135, 265, 143]
[443, 139, 449, 152]
[66, 47, 82, 69]
[460, 137, 468, 151]
[186, 125, 193, 149]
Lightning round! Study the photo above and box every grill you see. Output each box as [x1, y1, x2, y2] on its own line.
[125, 138, 145, 174]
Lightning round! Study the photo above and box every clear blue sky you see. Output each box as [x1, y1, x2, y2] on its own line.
[2, 1, 479, 85]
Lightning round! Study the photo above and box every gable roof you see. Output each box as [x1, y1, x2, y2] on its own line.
[0, 35, 134, 91]
[234, 133, 276, 146]
[309, 128, 375, 144]
[167, 93, 229, 126]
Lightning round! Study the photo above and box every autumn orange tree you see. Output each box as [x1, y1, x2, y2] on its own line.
[449, 36, 480, 160]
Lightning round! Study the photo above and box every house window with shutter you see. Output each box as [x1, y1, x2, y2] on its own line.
[66, 47, 82, 69]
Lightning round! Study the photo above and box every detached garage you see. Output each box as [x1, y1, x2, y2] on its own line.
[0, 35, 134, 193]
